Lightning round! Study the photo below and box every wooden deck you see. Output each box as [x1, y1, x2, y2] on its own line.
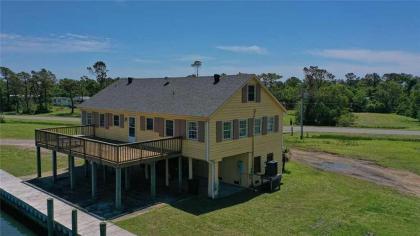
[35, 125, 182, 167]
[0, 170, 135, 236]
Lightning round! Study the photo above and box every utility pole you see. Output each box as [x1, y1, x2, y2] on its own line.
[300, 87, 304, 140]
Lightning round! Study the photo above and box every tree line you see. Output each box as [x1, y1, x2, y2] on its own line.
[259, 66, 420, 125]
[0, 61, 113, 114]
[2, 62, 419, 125]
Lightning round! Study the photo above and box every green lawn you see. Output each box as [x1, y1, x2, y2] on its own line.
[0, 145, 83, 177]
[0, 118, 78, 139]
[116, 161, 420, 235]
[285, 133, 420, 175]
[283, 109, 296, 125]
[36, 106, 81, 118]
[352, 113, 420, 130]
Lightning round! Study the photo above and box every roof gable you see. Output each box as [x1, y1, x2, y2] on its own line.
[79, 74, 255, 117]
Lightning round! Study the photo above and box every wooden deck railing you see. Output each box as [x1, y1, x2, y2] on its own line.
[35, 125, 182, 166]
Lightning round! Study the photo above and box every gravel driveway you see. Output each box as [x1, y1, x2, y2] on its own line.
[290, 149, 420, 197]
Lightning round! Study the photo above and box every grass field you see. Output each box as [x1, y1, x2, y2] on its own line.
[116, 161, 420, 235]
[0, 145, 83, 177]
[0, 118, 78, 139]
[285, 133, 420, 175]
[352, 113, 420, 130]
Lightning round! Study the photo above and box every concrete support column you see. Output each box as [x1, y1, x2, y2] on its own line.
[36, 146, 41, 178]
[124, 167, 130, 191]
[69, 155, 75, 190]
[188, 157, 193, 180]
[91, 161, 97, 199]
[115, 167, 122, 209]
[52, 150, 57, 183]
[207, 160, 219, 199]
[165, 159, 169, 187]
[150, 161, 156, 198]
[178, 157, 182, 192]
[145, 164, 149, 180]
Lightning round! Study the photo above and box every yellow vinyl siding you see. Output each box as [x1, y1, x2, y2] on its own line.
[80, 109, 207, 160]
[209, 78, 284, 187]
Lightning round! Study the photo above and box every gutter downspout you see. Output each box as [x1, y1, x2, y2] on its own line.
[205, 120, 212, 198]
[250, 109, 256, 188]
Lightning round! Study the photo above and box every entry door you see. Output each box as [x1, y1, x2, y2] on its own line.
[128, 117, 136, 142]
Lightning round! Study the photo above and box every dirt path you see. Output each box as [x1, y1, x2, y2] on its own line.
[290, 149, 420, 197]
[0, 139, 35, 148]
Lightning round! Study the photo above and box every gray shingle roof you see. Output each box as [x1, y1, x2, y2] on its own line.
[79, 74, 255, 117]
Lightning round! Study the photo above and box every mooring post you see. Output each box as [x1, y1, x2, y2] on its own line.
[71, 209, 77, 236]
[36, 146, 41, 178]
[47, 198, 54, 236]
[52, 150, 57, 183]
[100, 222, 106, 236]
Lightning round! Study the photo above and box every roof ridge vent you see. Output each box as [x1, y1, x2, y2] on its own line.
[127, 77, 133, 85]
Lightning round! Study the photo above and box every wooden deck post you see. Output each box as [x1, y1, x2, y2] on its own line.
[91, 161, 97, 199]
[188, 157, 193, 180]
[208, 161, 219, 199]
[52, 150, 57, 183]
[165, 158, 169, 187]
[36, 146, 41, 178]
[124, 167, 130, 191]
[178, 156, 182, 192]
[84, 160, 89, 178]
[115, 167, 122, 209]
[47, 198, 54, 236]
[145, 164, 149, 180]
[71, 209, 78, 236]
[69, 155, 75, 190]
[151, 161, 156, 198]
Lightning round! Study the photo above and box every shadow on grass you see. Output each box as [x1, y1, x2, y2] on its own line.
[170, 189, 262, 216]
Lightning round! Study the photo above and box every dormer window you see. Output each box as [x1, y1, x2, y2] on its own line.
[247, 85, 256, 101]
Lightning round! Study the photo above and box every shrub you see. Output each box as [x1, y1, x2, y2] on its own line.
[337, 113, 355, 127]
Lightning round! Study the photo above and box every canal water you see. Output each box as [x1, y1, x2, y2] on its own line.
[0, 203, 45, 236]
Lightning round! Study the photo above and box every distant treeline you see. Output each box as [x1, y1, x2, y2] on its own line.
[2, 63, 419, 125]
[258, 67, 420, 125]
[0, 61, 114, 114]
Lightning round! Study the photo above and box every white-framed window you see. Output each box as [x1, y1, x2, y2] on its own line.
[113, 115, 120, 126]
[268, 116, 275, 132]
[99, 114, 105, 127]
[187, 121, 198, 140]
[146, 118, 154, 130]
[254, 118, 262, 135]
[247, 85, 256, 101]
[87, 113, 92, 125]
[239, 119, 247, 138]
[223, 121, 233, 140]
[165, 120, 174, 137]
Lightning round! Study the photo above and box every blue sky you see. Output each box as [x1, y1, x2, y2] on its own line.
[1, 1, 420, 80]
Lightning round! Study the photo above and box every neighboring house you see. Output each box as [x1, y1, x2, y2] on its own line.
[34, 74, 286, 209]
[52, 96, 90, 106]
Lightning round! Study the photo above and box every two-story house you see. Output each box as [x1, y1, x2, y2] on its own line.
[34, 74, 286, 209]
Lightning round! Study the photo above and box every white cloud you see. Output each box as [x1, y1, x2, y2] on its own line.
[175, 54, 214, 62]
[307, 49, 420, 65]
[216, 45, 267, 55]
[133, 58, 160, 64]
[0, 33, 111, 53]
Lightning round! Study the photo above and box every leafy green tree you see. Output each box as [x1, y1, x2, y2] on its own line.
[0, 66, 15, 111]
[31, 69, 57, 113]
[80, 76, 100, 97]
[16, 72, 32, 113]
[258, 73, 282, 89]
[59, 78, 79, 113]
[87, 61, 112, 89]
